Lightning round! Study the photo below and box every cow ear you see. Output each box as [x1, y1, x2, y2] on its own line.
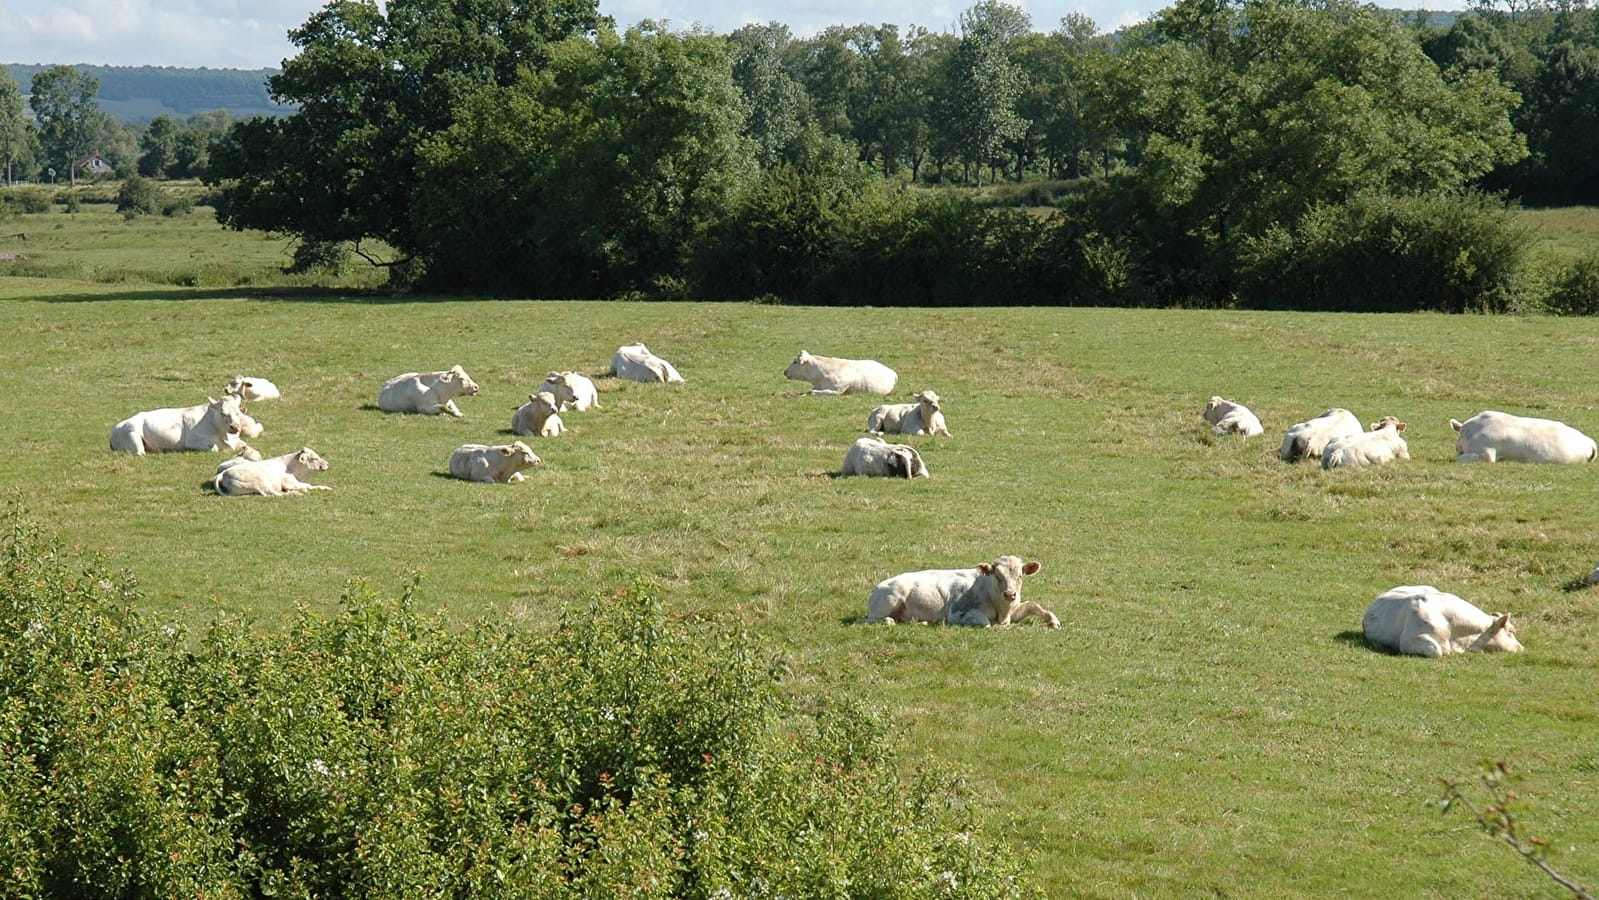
[977, 563, 993, 575]
[499, 446, 514, 456]
[1491, 614, 1510, 631]
[1395, 421, 1407, 432]
[1023, 561, 1041, 575]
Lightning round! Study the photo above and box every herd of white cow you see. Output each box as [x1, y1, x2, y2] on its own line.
[105, 342, 1590, 653]
[1204, 393, 1599, 658]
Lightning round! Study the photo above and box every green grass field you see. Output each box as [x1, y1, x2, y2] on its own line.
[3, 197, 1599, 897]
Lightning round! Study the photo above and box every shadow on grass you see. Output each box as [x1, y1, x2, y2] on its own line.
[1333, 629, 1375, 651]
[26, 285, 432, 304]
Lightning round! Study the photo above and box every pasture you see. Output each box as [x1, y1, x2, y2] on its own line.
[3, 201, 1599, 896]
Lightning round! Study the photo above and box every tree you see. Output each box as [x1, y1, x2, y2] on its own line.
[411, 25, 757, 295]
[939, 1, 1031, 184]
[138, 115, 179, 177]
[28, 66, 101, 185]
[728, 23, 811, 169]
[207, 0, 610, 270]
[0, 65, 36, 185]
[1085, 0, 1526, 302]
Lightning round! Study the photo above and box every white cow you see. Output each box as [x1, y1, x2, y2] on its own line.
[449, 441, 542, 483]
[1202, 396, 1264, 437]
[224, 375, 281, 402]
[840, 437, 930, 479]
[378, 365, 480, 417]
[109, 395, 248, 455]
[236, 410, 265, 443]
[214, 447, 331, 496]
[784, 350, 897, 396]
[1279, 408, 1363, 462]
[866, 556, 1056, 628]
[1362, 585, 1523, 657]
[867, 390, 951, 436]
[1450, 410, 1597, 464]
[511, 392, 566, 437]
[1322, 416, 1410, 470]
[540, 371, 600, 412]
[609, 342, 684, 383]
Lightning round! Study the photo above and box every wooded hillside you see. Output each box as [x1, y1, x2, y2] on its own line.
[6, 64, 289, 122]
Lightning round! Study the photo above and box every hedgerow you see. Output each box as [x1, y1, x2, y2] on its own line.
[0, 509, 1039, 899]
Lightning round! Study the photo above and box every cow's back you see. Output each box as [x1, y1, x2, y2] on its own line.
[867, 567, 979, 623]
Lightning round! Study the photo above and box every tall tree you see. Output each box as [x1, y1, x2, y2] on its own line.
[939, 1, 1030, 184]
[28, 66, 101, 184]
[0, 65, 35, 185]
[729, 23, 810, 169]
[208, 0, 610, 269]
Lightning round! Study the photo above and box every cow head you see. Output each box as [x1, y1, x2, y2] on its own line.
[1470, 614, 1524, 653]
[784, 351, 816, 381]
[210, 395, 246, 435]
[892, 445, 929, 479]
[294, 448, 329, 472]
[1370, 416, 1406, 432]
[914, 390, 942, 412]
[446, 365, 480, 395]
[976, 556, 1042, 603]
[502, 441, 541, 470]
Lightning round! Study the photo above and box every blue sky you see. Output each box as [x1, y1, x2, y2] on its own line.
[0, 0, 1166, 69]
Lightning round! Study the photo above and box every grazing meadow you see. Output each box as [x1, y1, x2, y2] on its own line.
[4, 198, 1599, 896]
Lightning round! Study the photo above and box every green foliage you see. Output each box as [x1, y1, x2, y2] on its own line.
[413, 24, 757, 295]
[0, 510, 1039, 899]
[207, 0, 610, 265]
[1543, 249, 1599, 315]
[1237, 190, 1535, 312]
[0, 187, 50, 215]
[115, 174, 161, 218]
[28, 66, 102, 180]
[1084, 0, 1527, 303]
[286, 238, 348, 275]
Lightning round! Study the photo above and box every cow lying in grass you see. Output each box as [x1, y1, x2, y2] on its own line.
[110, 395, 247, 455]
[449, 441, 542, 483]
[841, 438, 929, 479]
[868, 390, 950, 436]
[1362, 585, 1522, 657]
[1321, 416, 1408, 470]
[225, 375, 281, 402]
[609, 342, 684, 383]
[1450, 410, 1596, 463]
[784, 350, 897, 396]
[866, 556, 1056, 627]
[1279, 408, 1362, 462]
[511, 391, 566, 437]
[379, 365, 480, 417]
[1203, 396, 1264, 437]
[541, 371, 600, 412]
[215, 447, 331, 496]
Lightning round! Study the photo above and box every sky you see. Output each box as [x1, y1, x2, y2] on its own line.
[0, 0, 1165, 70]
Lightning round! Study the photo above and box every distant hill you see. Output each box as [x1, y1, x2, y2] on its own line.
[4, 64, 292, 123]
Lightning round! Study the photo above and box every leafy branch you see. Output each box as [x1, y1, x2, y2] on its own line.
[1442, 761, 1594, 900]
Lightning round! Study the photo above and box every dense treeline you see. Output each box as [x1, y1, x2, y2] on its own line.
[7, 0, 1599, 309]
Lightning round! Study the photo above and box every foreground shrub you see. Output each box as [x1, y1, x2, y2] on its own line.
[116, 176, 162, 219]
[0, 511, 1039, 899]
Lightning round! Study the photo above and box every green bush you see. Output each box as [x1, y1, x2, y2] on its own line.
[116, 176, 162, 219]
[1236, 191, 1535, 313]
[1543, 251, 1599, 316]
[0, 510, 1040, 899]
[0, 188, 52, 215]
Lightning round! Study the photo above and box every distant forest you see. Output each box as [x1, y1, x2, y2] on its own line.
[6, 64, 290, 122]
